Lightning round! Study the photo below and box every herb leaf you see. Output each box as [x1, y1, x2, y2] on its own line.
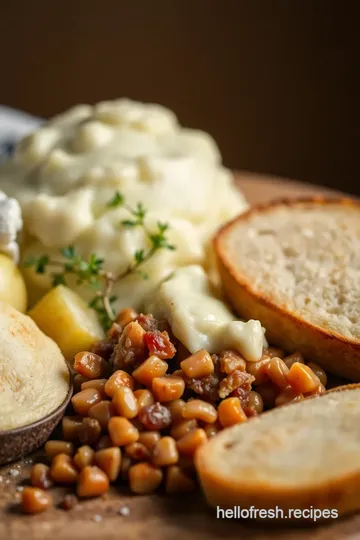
[89, 294, 118, 330]
[131, 202, 147, 223]
[107, 191, 124, 208]
[26, 255, 50, 274]
[134, 249, 145, 264]
[52, 273, 67, 287]
[121, 219, 138, 228]
[23, 256, 38, 268]
[61, 246, 76, 259]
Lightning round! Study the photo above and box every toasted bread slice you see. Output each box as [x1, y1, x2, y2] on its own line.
[196, 384, 360, 516]
[215, 198, 360, 380]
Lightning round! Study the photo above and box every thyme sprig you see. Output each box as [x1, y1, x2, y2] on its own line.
[24, 192, 176, 329]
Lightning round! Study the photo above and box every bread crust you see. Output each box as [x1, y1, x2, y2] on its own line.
[195, 383, 360, 518]
[215, 197, 360, 381]
[196, 442, 360, 518]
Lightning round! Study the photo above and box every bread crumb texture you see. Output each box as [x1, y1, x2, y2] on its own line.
[202, 388, 360, 488]
[223, 203, 360, 340]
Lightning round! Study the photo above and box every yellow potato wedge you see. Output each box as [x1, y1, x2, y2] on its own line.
[29, 285, 104, 361]
[0, 254, 27, 312]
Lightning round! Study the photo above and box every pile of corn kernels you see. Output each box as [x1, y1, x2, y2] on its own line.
[21, 308, 328, 514]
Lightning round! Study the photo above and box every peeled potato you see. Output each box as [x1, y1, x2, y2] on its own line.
[29, 285, 104, 361]
[0, 254, 27, 312]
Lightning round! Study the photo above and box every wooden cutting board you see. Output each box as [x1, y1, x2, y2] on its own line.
[0, 172, 355, 540]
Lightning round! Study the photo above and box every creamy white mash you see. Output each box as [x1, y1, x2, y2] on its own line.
[146, 265, 266, 362]
[0, 99, 247, 311]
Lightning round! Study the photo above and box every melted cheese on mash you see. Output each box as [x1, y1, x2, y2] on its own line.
[0, 99, 247, 311]
[146, 266, 266, 362]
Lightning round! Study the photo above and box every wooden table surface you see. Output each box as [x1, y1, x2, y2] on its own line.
[0, 172, 356, 540]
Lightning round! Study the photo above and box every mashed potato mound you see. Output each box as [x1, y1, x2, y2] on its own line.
[0, 99, 247, 310]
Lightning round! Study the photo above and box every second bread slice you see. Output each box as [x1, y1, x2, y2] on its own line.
[196, 384, 360, 517]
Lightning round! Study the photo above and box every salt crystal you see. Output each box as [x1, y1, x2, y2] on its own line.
[16, 486, 24, 492]
[9, 469, 20, 477]
[118, 505, 130, 517]
[93, 515, 102, 523]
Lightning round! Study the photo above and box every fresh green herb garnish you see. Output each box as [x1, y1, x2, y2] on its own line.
[121, 202, 147, 228]
[24, 192, 176, 330]
[24, 254, 50, 274]
[106, 191, 124, 208]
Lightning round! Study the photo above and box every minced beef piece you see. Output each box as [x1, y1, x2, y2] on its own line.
[107, 322, 124, 341]
[219, 350, 246, 374]
[185, 353, 222, 402]
[187, 357, 220, 399]
[186, 373, 220, 402]
[91, 339, 115, 361]
[136, 314, 169, 333]
[219, 370, 255, 399]
[112, 321, 146, 371]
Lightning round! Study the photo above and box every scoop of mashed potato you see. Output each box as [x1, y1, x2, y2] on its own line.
[0, 99, 247, 311]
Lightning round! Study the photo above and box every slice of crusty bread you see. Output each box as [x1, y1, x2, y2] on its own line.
[196, 384, 360, 516]
[215, 198, 360, 380]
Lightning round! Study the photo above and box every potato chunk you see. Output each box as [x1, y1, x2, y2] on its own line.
[0, 254, 27, 312]
[29, 285, 104, 360]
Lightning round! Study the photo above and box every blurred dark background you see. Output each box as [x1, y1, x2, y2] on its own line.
[0, 0, 358, 194]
